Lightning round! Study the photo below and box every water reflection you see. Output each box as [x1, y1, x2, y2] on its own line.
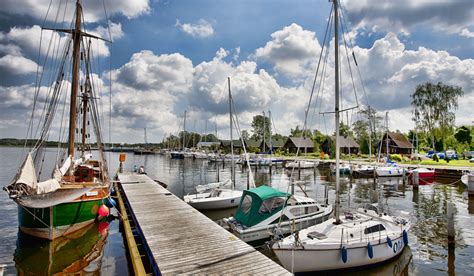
[14, 221, 108, 274]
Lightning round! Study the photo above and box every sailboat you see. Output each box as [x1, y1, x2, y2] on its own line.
[184, 77, 243, 210]
[375, 112, 407, 177]
[272, 1, 411, 272]
[3, 0, 111, 240]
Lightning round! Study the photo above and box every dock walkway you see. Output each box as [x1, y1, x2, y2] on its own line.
[117, 172, 290, 275]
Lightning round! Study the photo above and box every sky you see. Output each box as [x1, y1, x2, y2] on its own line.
[0, 0, 473, 143]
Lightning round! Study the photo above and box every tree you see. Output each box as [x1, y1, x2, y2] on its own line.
[290, 125, 311, 137]
[454, 126, 472, 144]
[241, 130, 250, 141]
[251, 114, 271, 141]
[411, 82, 464, 153]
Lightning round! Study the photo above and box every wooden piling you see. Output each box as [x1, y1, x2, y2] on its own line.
[447, 202, 455, 246]
[412, 170, 419, 190]
[468, 174, 474, 196]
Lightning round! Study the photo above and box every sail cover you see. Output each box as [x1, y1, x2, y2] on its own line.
[15, 153, 38, 190]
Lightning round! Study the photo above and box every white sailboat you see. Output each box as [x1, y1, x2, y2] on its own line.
[285, 160, 319, 169]
[184, 77, 243, 210]
[272, 1, 411, 272]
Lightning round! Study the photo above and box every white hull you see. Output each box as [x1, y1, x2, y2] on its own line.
[376, 166, 406, 177]
[230, 210, 332, 243]
[285, 160, 318, 169]
[273, 236, 406, 272]
[184, 189, 243, 210]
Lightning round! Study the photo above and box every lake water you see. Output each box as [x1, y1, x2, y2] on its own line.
[0, 147, 472, 275]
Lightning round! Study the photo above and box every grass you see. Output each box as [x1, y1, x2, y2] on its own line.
[403, 159, 473, 167]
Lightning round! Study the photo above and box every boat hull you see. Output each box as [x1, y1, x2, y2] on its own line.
[230, 211, 332, 243]
[184, 190, 243, 210]
[18, 199, 102, 240]
[273, 235, 406, 272]
[376, 167, 405, 177]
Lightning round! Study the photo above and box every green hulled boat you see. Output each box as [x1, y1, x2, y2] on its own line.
[4, 0, 111, 240]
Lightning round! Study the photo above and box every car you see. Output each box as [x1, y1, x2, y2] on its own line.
[426, 150, 435, 158]
[446, 150, 458, 160]
[436, 152, 445, 159]
[464, 151, 474, 159]
[470, 157, 474, 163]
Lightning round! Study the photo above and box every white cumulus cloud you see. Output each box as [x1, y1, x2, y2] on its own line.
[176, 19, 215, 38]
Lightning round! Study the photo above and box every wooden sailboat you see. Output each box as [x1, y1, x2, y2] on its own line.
[4, 0, 111, 240]
[184, 77, 243, 210]
[272, 1, 411, 272]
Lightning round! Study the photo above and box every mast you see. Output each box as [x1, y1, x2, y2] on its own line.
[385, 112, 389, 157]
[183, 110, 187, 150]
[68, 0, 83, 161]
[81, 40, 91, 157]
[228, 77, 235, 189]
[268, 110, 272, 154]
[262, 111, 266, 153]
[334, 0, 341, 224]
[367, 106, 372, 160]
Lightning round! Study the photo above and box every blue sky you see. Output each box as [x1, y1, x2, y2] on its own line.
[0, 0, 473, 143]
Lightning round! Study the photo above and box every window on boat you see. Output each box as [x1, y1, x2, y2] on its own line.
[259, 197, 286, 214]
[288, 205, 319, 217]
[364, 224, 386, 234]
[241, 195, 252, 214]
[307, 231, 327, 240]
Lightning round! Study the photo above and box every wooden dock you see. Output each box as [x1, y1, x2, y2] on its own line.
[117, 172, 290, 275]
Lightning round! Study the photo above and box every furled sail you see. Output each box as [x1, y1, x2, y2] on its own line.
[195, 179, 232, 193]
[4, 153, 38, 198]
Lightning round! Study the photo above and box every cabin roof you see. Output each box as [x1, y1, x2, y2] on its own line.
[387, 132, 412, 149]
[246, 185, 290, 200]
[327, 136, 360, 148]
[262, 138, 286, 148]
[286, 136, 314, 148]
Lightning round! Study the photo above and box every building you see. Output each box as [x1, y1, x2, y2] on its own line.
[321, 136, 360, 155]
[220, 139, 243, 153]
[260, 138, 286, 153]
[378, 132, 413, 155]
[283, 137, 314, 153]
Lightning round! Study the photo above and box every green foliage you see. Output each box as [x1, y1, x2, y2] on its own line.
[389, 154, 402, 162]
[241, 130, 250, 141]
[411, 82, 464, 151]
[290, 125, 312, 137]
[454, 126, 472, 144]
[251, 115, 271, 141]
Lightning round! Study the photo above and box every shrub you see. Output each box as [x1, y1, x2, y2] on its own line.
[390, 154, 402, 162]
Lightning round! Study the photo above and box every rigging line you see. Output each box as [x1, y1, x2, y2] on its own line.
[24, 0, 54, 158]
[310, 20, 332, 130]
[309, 9, 333, 130]
[229, 94, 255, 188]
[340, 15, 359, 107]
[339, 3, 370, 108]
[303, 4, 333, 136]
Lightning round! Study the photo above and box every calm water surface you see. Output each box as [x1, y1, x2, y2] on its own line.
[1, 147, 473, 275]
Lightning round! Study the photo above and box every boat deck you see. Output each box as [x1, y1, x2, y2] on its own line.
[117, 172, 290, 275]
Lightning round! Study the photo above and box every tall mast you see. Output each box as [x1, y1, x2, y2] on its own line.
[268, 110, 272, 154]
[262, 111, 266, 153]
[334, 0, 341, 224]
[68, 0, 82, 160]
[385, 111, 389, 157]
[81, 40, 91, 157]
[183, 110, 187, 150]
[228, 77, 235, 189]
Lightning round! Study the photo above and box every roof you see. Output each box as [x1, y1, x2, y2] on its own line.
[285, 137, 314, 148]
[262, 138, 286, 148]
[246, 185, 290, 200]
[327, 136, 360, 148]
[244, 138, 262, 148]
[387, 132, 413, 149]
[220, 139, 243, 147]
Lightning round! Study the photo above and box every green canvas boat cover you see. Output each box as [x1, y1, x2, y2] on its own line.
[234, 185, 291, 228]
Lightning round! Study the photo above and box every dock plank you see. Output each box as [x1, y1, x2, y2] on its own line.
[118, 172, 290, 275]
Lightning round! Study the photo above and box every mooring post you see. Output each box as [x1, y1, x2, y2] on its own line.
[247, 170, 250, 190]
[413, 170, 419, 190]
[298, 161, 301, 180]
[468, 174, 474, 196]
[217, 165, 220, 182]
[402, 169, 407, 186]
[291, 181, 295, 195]
[447, 202, 455, 246]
